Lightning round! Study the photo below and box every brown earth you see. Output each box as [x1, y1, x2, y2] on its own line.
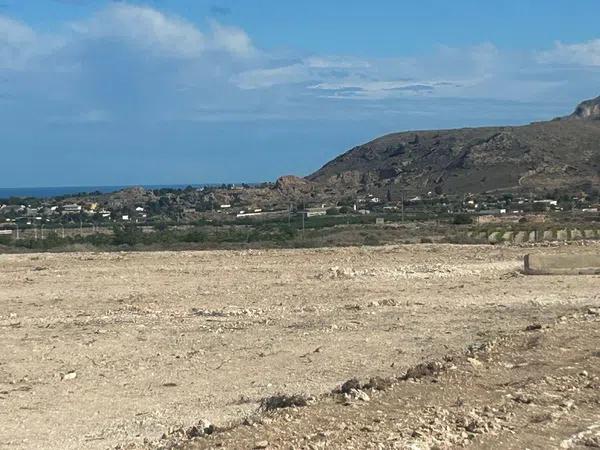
[0, 243, 599, 449]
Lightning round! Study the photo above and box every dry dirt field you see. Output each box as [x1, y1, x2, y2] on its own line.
[0, 243, 599, 449]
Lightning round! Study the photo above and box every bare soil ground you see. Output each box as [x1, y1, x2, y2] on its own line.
[187, 309, 600, 450]
[0, 243, 598, 449]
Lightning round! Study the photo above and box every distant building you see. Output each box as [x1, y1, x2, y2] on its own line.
[62, 204, 82, 214]
[236, 210, 287, 219]
[300, 207, 327, 218]
[236, 211, 266, 218]
[534, 199, 558, 206]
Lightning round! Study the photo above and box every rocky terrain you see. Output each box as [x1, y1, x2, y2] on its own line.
[186, 308, 600, 450]
[308, 96, 600, 197]
[1, 243, 599, 449]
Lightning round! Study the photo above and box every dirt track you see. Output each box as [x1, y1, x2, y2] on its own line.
[0, 244, 599, 449]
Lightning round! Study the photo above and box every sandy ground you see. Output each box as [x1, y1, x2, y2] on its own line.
[0, 243, 599, 449]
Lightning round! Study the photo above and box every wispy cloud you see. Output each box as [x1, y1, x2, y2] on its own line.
[0, 3, 598, 127]
[537, 39, 600, 66]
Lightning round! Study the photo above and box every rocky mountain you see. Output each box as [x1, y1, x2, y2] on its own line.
[308, 97, 600, 196]
[572, 95, 600, 120]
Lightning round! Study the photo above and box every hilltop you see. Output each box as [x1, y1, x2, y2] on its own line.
[308, 96, 600, 197]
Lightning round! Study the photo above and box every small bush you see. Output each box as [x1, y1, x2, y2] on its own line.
[452, 214, 473, 225]
[259, 393, 309, 411]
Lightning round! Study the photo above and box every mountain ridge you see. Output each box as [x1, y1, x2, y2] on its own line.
[307, 96, 600, 196]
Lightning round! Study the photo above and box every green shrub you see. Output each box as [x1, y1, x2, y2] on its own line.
[452, 214, 473, 225]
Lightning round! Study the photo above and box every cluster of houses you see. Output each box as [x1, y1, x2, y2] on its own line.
[0, 202, 147, 225]
[1, 189, 598, 231]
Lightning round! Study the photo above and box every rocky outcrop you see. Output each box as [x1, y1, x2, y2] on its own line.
[274, 175, 314, 193]
[308, 96, 600, 195]
[572, 96, 600, 120]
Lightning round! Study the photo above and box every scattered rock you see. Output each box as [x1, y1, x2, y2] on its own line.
[364, 376, 393, 391]
[347, 388, 370, 402]
[61, 371, 77, 381]
[339, 378, 362, 394]
[403, 360, 445, 380]
[254, 440, 269, 449]
[259, 393, 310, 411]
[186, 419, 214, 438]
[512, 393, 533, 404]
[467, 357, 483, 368]
[559, 399, 575, 410]
[587, 307, 600, 316]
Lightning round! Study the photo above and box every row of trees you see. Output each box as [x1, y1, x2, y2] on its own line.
[5, 223, 299, 250]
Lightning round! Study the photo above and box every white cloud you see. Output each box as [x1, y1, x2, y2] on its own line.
[304, 56, 371, 69]
[233, 64, 309, 89]
[70, 4, 206, 59]
[0, 15, 36, 45]
[0, 15, 62, 69]
[209, 20, 256, 57]
[0, 4, 598, 126]
[68, 5, 257, 60]
[309, 79, 466, 100]
[537, 39, 600, 66]
[233, 44, 495, 99]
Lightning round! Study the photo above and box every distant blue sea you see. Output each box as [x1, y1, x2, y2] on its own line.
[0, 184, 218, 199]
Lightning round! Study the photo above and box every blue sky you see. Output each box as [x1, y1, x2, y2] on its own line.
[1, 0, 600, 187]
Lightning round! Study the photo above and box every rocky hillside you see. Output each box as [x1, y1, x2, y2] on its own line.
[308, 97, 600, 196]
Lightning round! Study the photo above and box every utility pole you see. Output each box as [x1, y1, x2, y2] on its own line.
[401, 191, 405, 223]
[301, 200, 305, 238]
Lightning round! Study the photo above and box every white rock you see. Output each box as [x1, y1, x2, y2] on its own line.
[61, 371, 77, 381]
